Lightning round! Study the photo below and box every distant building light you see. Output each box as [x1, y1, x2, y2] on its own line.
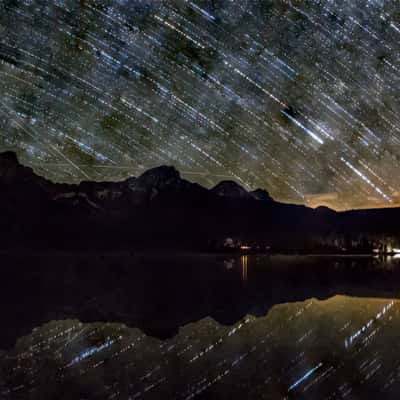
[240, 245, 251, 250]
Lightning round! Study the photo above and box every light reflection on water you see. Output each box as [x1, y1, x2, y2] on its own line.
[1, 295, 400, 400]
[240, 255, 248, 283]
[1, 254, 400, 399]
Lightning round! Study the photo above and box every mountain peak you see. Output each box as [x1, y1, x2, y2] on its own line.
[251, 188, 273, 202]
[211, 180, 251, 199]
[314, 205, 335, 214]
[126, 165, 189, 198]
[0, 151, 19, 165]
[0, 151, 273, 204]
[137, 165, 180, 185]
[0, 151, 35, 182]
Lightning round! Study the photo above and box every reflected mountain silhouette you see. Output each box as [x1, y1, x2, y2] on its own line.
[1, 253, 400, 351]
[1, 296, 400, 399]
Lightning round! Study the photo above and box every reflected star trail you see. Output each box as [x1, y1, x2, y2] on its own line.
[2, 296, 400, 399]
[1, 1, 400, 209]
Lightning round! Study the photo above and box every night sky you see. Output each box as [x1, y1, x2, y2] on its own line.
[0, 0, 399, 210]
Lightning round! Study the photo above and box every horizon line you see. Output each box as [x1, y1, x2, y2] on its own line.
[1, 150, 399, 213]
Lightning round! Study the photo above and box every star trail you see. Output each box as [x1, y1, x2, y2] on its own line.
[2, 296, 400, 399]
[0, 0, 400, 210]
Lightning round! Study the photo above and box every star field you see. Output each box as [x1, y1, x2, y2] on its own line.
[0, 0, 400, 209]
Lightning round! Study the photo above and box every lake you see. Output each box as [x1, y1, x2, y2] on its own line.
[1, 253, 400, 399]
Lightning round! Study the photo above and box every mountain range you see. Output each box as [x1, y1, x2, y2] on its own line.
[0, 151, 399, 251]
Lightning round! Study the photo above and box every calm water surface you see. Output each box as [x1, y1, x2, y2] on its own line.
[1, 254, 400, 399]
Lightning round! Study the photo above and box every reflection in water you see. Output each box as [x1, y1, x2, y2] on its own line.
[2, 254, 400, 399]
[6, 252, 400, 351]
[2, 296, 400, 399]
[240, 255, 248, 283]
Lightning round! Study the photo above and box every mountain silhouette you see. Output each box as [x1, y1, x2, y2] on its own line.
[211, 180, 253, 199]
[0, 151, 399, 251]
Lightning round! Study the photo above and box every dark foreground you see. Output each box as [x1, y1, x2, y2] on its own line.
[1, 253, 400, 399]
